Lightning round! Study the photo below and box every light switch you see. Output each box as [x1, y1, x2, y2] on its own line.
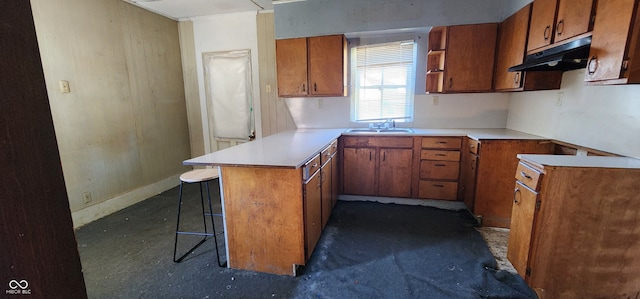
[59, 80, 70, 93]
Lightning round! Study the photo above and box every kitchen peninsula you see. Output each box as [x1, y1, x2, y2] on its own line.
[183, 128, 556, 275]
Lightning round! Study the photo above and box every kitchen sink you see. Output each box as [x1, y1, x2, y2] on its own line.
[345, 128, 414, 133]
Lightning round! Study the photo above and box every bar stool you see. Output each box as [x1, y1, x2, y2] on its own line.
[173, 168, 225, 267]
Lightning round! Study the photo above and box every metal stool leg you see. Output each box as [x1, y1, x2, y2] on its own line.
[173, 181, 210, 263]
[205, 180, 226, 267]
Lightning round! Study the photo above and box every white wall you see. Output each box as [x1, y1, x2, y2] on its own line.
[507, 70, 640, 159]
[287, 93, 510, 129]
[190, 11, 263, 153]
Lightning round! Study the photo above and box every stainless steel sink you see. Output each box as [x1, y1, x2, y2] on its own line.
[378, 128, 414, 133]
[345, 128, 414, 133]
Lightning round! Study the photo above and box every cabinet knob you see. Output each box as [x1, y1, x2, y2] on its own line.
[543, 25, 551, 41]
[587, 56, 598, 75]
[556, 19, 564, 36]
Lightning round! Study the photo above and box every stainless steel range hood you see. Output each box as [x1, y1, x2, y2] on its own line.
[508, 36, 592, 72]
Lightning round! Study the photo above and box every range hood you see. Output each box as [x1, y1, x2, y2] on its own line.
[508, 36, 592, 72]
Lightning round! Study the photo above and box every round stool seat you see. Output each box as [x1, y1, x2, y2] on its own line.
[180, 168, 219, 183]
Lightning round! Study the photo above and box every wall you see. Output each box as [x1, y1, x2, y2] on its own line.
[507, 70, 640, 159]
[274, 0, 512, 39]
[185, 11, 263, 153]
[286, 93, 510, 129]
[31, 0, 190, 227]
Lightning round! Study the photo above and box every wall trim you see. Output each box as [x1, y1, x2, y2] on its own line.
[71, 174, 181, 229]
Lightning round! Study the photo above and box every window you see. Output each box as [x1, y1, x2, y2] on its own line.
[351, 40, 416, 123]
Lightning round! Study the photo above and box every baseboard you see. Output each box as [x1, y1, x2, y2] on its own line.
[71, 174, 181, 229]
[338, 195, 468, 211]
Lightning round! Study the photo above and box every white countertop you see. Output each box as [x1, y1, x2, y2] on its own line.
[518, 154, 640, 169]
[183, 129, 344, 168]
[184, 128, 552, 168]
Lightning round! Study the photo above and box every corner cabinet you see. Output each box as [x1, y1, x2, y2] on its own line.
[493, 4, 562, 92]
[426, 23, 498, 93]
[276, 35, 347, 97]
[459, 138, 553, 228]
[507, 155, 640, 298]
[585, 0, 640, 85]
[527, 0, 595, 54]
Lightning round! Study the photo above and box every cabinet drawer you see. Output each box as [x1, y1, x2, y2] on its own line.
[343, 136, 413, 148]
[420, 160, 460, 180]
[321, 143, 333, 165]
[515, 162, 542, 190]
[419, 180, 458, 200]
[421, 150, 460, 161]
[303, 154, 321, 181]
[468, 139, 480, 154]
[422, 137, 462, 149]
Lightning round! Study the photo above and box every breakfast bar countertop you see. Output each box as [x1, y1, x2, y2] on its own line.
[183, 129, 345, 168]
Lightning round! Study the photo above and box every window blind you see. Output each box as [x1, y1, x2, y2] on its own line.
[351, 40, 415, 122]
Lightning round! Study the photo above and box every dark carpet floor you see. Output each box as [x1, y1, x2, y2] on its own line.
[76, 181, 535, 299]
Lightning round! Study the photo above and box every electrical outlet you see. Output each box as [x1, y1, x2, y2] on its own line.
[555, 92, 563, 106]
[432, 96, 439, 106]
[82, 192, 92, 204]
[59, 80, 70, 93]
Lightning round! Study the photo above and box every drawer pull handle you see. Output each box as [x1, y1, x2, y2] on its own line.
[514, 187, 521, 204]
[312, 163, 318, 168]
[543, 25, 551, 41]
[433, 184, 445, 188]
[435, 163, 446, 167]
[520, 171, 532, 179]
[435, 154, 446, 156]
[437, 141, 448, 144]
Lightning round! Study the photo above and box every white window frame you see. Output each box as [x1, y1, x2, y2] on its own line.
[350, 40, 417, 123]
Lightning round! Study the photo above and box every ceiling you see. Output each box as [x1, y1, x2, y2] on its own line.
[125, 0, 282, 20]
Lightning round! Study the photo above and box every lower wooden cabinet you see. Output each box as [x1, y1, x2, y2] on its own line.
[459, 138, 553, 228]
[303, 167, 322, 260]
[342, 136, 414, 198]
[507, 156, 640, 298]
[417, 137, 462, 200]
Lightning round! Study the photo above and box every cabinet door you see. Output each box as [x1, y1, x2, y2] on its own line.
[585, 0, 637, 82]
[494, 4, 530, 91]
[527, 0, 558, 53]
[461, 153, 478, 212]
[308, 35, 345, 96]
[276, 38, 308, 97]
[444, 23, 497, 92]
[321, 162, 332, 228]
[343, 147, 376, 195]
[507, 181, 539, 279]
[304, 171, 322, 260]
[331, 153, 339, 208]
[554, 0, 594, 44]
[378, 148, 413, 197]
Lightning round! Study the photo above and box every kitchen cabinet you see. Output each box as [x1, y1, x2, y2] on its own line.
[527, 0, 595, 54]
[493, 4, 562, 91]
[276, 34, 347, 97]
[459, 138, 553, 228]
[507, 155, 640, 298]
[303, 158, 322, 260]
[426, 23, 498, 93]
[320, 140, 338, 228]
[584, 0, 640, 85]
[342, 136, 414, 198]
[417, 137, 461, 200]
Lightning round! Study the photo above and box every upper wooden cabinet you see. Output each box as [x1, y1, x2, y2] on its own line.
[527, 0, 595, 54]
[585, 0, 640, 84]
[426, 23, 498, 93]
[276, 35, 347, 97]
[493, 4, 562, 92]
